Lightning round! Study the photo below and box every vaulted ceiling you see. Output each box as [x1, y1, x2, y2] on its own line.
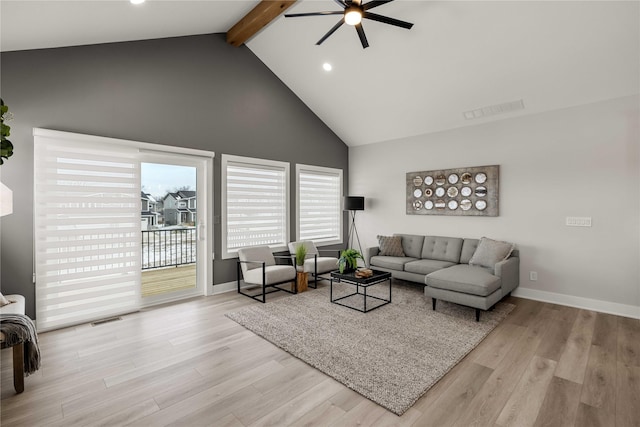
[1, 1, 638, 146]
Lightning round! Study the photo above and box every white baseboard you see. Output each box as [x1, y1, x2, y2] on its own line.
[513, 287, 640, 320]
[211, 281, 237, 295]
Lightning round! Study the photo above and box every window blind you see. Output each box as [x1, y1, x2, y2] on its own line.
[223, 156, 289, 257]
[34, 134, 141, 331]
[297, 165, 342, 245]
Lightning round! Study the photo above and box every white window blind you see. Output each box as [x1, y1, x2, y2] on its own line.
[222, 155, 289, 258]
[296, 164, 343, 245]
[34, 132, 141, 331]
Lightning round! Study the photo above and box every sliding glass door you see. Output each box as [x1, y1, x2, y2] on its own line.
[140, 154, 208, 306]
[34, 129, 213, 331]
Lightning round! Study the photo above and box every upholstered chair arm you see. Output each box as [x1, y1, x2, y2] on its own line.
[495, 256, 520, 295]
[365, 246, 380, 267]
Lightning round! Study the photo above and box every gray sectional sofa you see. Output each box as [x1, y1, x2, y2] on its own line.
[365, 234, 519, 321]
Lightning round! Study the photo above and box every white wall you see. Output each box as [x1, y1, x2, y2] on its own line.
[350, 95, 640, 318]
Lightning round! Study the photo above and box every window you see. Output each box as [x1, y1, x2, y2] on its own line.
[296, 164, 343, 246]
[222, 155, 289, 258]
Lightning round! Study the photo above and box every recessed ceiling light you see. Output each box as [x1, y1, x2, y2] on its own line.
[130, 0, 145, 5]
[323, 63, 332, 71]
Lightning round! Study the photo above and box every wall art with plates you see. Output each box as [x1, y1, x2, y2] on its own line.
[406, 165, 499, 216]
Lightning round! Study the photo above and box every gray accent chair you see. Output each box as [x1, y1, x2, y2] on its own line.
[237, 246, 297, 303]
[288, 241, 339, 288]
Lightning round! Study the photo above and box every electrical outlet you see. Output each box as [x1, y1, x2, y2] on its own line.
[529, 271, 538, 281]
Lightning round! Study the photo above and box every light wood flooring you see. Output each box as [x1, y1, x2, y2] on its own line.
[1, 281, 639, 426]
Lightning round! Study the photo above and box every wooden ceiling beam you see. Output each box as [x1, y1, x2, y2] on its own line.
[226, 0, 298, 47]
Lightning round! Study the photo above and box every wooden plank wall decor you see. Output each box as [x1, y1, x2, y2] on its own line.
[406, 165, 499, 216]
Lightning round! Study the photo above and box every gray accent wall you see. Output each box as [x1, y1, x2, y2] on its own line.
[0, 34, 348, 318]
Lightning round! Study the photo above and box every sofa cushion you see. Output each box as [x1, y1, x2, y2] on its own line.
[393, 234, 425, 259]
[404, 259, 456, 275]
[421, 236, 463, 263]
[370, 256, 417, 270]
[426, 264, 501, 297]
[460, 238, 480, 264]
[377, 235, 405, 256]
[303, 257, 337, 274]
[469, 237, 514, 270]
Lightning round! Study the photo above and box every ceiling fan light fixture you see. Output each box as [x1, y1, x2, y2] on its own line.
[130, 0, 145, 5]
[344, 8, 362, 26]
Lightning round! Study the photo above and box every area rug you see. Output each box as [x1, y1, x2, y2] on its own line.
[226, 281, 514, 415]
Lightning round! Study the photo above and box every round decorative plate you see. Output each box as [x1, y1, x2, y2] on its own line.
[461, 173, 472, 184]
[460, 199, 472, 210]
[424, 188, 433, 197]
[435, 187, 445, 197]
[448, 200, 458, 210]
[424, 200, 434, 210]
[413, 176, 423, 186]
[435, 200, 446, 209]
[413, 200, 423, 210]
[413, 189, 422, 198]
[475, 200, 487, 210]
[447, 187, 459, 197]
[475, 186, 487, 197]
[424, 175, 434, 185]
[460, 186, 472, 197]
[475, 172, 487, 184]
[435, 175, 446, 186]
[448, 174, 459, 184]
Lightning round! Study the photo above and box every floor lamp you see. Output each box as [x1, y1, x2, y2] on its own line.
[344, 196, 364, 259]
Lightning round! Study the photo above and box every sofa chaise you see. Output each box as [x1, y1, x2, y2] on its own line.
[366, 234, 519, 320]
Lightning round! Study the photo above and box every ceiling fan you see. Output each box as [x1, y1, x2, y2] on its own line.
[284, 0, 413, 49]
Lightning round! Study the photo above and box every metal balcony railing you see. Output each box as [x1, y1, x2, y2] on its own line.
[141, 227, 196, 270]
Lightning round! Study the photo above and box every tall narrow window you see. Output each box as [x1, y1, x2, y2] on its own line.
[222, 155, 289, 258]
[34, 130, 141, 331]
[296, 164, 343, 245]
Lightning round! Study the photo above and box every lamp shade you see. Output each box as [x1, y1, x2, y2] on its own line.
[344, 196, 364, 211]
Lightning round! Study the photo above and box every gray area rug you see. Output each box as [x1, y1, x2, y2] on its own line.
[226, 281, 514, 415]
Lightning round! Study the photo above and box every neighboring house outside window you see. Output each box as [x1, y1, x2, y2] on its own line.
[163, 191, 197, 226]
[141, 192, 161, 230]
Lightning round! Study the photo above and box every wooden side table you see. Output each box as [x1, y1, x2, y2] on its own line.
[296, 271, 308, 292]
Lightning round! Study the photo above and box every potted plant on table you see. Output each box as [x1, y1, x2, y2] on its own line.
[338, 248, 364, 274]
[294, 244, 308, 292]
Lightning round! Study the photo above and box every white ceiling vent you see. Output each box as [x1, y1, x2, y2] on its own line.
[463, 99, 525, 120]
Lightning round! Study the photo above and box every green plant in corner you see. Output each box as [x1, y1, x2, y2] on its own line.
[1, 99, 14, 165]
[338, 248, 364, 274]
[295, 244, 307, 269]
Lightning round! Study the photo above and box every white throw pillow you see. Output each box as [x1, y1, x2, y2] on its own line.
[469, 237, 514, 269]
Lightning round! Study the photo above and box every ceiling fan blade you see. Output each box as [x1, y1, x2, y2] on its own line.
[285, 11, 345, 18]
[363, 0, 395, 11]
[332, 0, 347, 8]
[316, 19, 346, 45]
[363, 11, 413, 29]
[355, 23, 369, 48]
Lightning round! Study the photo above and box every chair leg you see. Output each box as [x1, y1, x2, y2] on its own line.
[13, 343, 24, 394]
[432, 298, 436, 311]
[261, 265, 267, 303]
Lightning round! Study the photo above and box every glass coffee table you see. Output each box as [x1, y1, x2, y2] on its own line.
[330, 269, 392, 313]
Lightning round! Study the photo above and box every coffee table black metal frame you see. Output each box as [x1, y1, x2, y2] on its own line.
[330, 269, 392, 313]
